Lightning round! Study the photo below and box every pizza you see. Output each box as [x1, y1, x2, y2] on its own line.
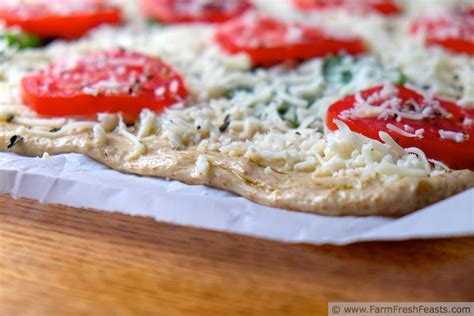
[0, 0, 473, 216]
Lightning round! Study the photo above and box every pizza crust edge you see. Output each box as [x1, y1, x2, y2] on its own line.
[2, 123, 473, 217]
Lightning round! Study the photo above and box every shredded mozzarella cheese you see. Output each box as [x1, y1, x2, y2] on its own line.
[194, 154, 211, 177]
[386, 123, 421, 138]
[117, 118, 146, 161]
[439, 130, 467, 143]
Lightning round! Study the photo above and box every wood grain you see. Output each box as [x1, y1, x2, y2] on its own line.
[0, 194, 473, 316]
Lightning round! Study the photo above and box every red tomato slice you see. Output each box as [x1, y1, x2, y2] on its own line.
[326, 85, 474, 170]
[410, 8, 474, 55]
[21, 49, 188, 118]
[292, 0, 401, 16]
[140, 0, 252, 24]
[214, 14, 366, 66]
[0, 0, 122, 40]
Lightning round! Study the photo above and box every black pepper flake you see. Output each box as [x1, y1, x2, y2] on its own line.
[295, 131, 301, 135]
[128, 87, 134, 95]
[197, 125, 201, 130]
[7, 135, 23, 150]
[49, 127, 61, 133]
[404, 101, 416, 112]
[219, 114, 231, 133]
[6, 113, 15, 123]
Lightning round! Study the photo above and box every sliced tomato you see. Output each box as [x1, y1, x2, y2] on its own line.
[292, 0, 401, 16]
[214, 14, 366, 66]
[326, 85, 474, 170]
[21, 49, 188, 118]
[140, 0, 252, 24]
[0, 0, 122, 40]
[410, 8, 474, 55]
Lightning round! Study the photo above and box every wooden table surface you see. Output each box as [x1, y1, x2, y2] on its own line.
[1, 194, 473, 315]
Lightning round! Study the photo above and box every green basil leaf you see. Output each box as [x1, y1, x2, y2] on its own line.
[1, 32, 42, 50]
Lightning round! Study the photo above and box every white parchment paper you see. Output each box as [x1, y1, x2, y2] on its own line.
[0, 152, 472, 245]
